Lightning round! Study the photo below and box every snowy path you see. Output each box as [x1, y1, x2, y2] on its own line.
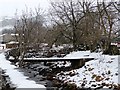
[0, 53, 46, 89]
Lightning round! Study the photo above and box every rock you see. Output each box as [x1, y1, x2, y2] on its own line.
[81, 83, 85, 87]
[33, 71, 39, 76]
[38, 67, 51, 75]
[108, 70, 111, 74]
[38, 68, 46, 75]
[47, 74, 54, 80]
[36, 67, 42, 72]
[45, 62, 53, 66]
[38, 81, 47, 86]
[91, 84, 97, 87]
[95, 86, 103, 89]
[105, 78, 110, 80]
[64, 83, 77, 90]
[69, 71, 76, 76]
[115, 73, 118, 76]
[28, 73, 35, 78]
[113, 84, 118, 89]
[28, 71, 39, 78]
[102, 83, 106, 86]
[46, 80, 53, 87]
[52, 80, 61, 87]
[95, 76, 104, 82]
[88, 68, 94, 71]
[31, 64, 40, 68]
[59, 71, 65, 75]
[35, 75, 44, 81]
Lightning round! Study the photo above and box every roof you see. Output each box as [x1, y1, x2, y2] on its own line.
[7, 41, 19, 44]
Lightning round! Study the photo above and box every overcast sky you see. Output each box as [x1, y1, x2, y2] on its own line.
[0, 0, 50, 19]
[0, 0, 118, 19]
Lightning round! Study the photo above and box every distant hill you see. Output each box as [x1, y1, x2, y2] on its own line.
[0, 18, 15, 27]
[0, 17, 15, 34]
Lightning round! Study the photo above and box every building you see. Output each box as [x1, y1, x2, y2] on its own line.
[0, 33, 19, 49]
[6, 41, 19, 48]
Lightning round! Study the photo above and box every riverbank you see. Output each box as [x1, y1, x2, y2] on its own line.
[0, 53, 46, 89]
[1, 50, 119, 89]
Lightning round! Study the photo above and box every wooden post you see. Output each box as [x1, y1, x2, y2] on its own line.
[2, 46, 4, 49]
[70, 59, 85, 69]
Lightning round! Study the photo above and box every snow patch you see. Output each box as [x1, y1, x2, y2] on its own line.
[56, 51, 119, 88]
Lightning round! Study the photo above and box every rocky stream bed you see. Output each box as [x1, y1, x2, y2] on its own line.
[1, 61, 82, 90]
[17, 61, 80, 90]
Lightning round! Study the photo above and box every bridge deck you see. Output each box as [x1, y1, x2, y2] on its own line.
[9, 57, 94, 62]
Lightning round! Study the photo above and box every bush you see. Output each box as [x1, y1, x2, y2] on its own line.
[5, 48, 20, 60]
[103, 45, 120, 55]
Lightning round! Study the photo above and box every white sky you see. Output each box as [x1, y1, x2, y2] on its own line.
[0, 0, 118, 19]
[0, 0, 50, 19]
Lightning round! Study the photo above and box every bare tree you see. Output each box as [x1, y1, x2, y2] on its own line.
[95, 2, 118, 50]
[14, 8, 45, 67]
[49, 0, 104, 51]
[50, 0, 87, 50]
[112, 2, 120, 40]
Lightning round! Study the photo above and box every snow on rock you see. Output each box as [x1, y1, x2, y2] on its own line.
[51, 45, 64, 51]
[0, 44, 6, 50]
[0, 53, 46, 89]
[51, 61, 71, 68]
[56, 51, 119, 88]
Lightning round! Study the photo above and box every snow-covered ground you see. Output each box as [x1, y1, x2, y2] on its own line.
[0, 49, 119, 89]
[56, 51, 120, 89]
[0, 53, 46, 89]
